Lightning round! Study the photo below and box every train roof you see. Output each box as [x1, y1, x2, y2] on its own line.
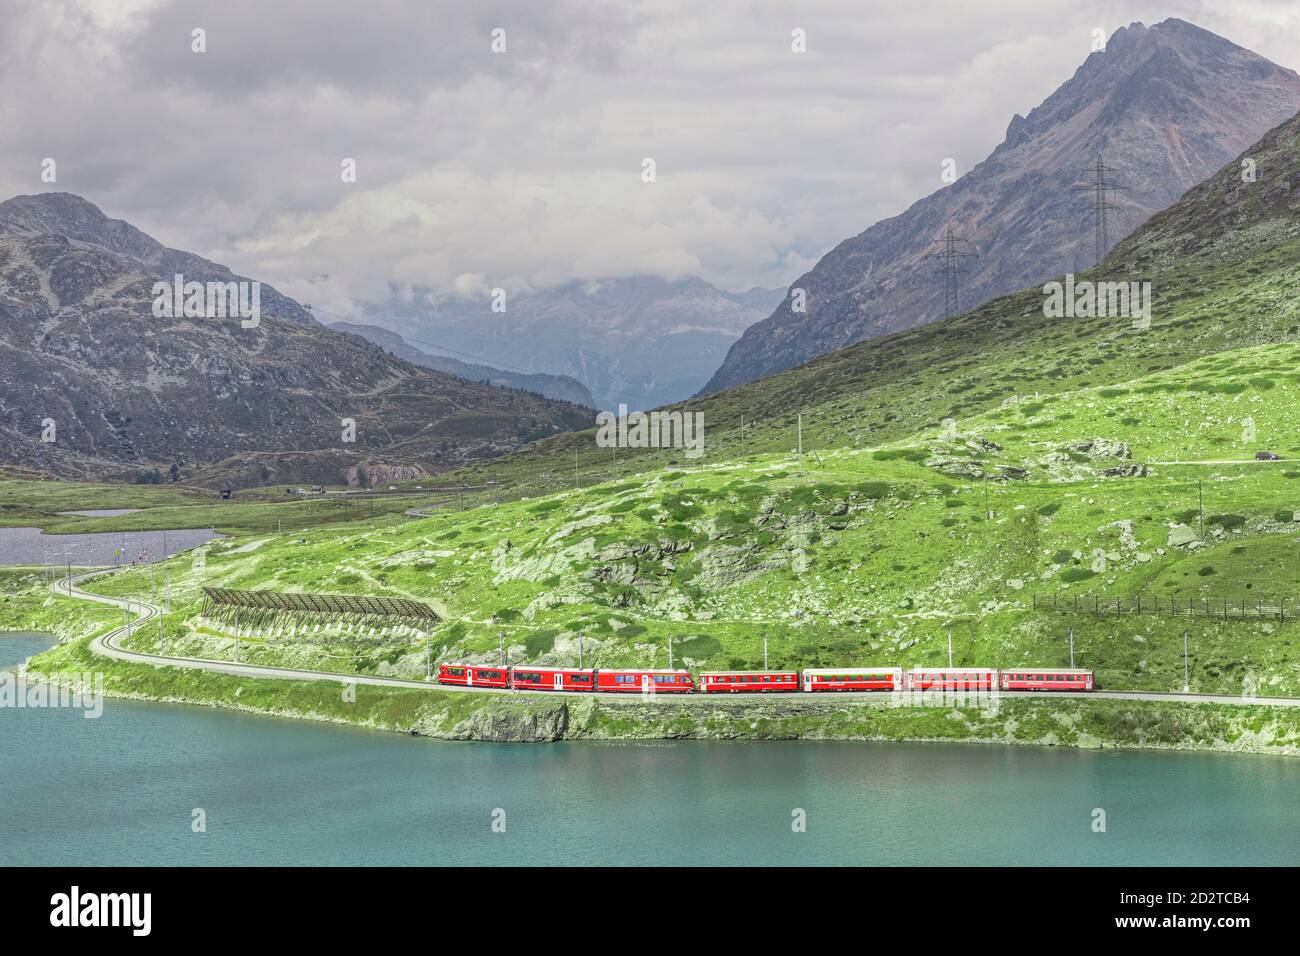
[440, 662, 505, 668]
[1001, 668, 1093, 674]
[597, 668, 691, 674]
[802, 667, 901, 675]
[700, 670, 799, 676]
[510, 665, 594, 673]
[906, 667, 997, 673]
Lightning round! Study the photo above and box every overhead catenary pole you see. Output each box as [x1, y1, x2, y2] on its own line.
[947, 632, 953, 668]
[1183, 630, 1190, 693]
[1069, 628, 1075, 669]
[763, 634, 768, 670]
[798, 414, 803, 473]
[1198, 480, 1204, 538]
[578, 633, 584, 670]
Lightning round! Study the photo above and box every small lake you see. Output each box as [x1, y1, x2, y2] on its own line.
[0, 527, 218, 566]
[3, 630, 1297, 866]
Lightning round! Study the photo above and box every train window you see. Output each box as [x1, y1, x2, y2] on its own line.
[448, 667, 464, 677]
[572, 674, 590, 683]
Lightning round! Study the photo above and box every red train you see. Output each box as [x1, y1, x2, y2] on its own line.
[595, 669, 694, 693]
[700, 671, 800, 693]
[999, 669, 1093, 691]
[436, 663, 509, 689]
[510, 666, 595, 692]
[436, 663, 1094, 695]
[905, 668, 997, 691]
[437, 663, 693, 693]
[802, 668, 901, 692]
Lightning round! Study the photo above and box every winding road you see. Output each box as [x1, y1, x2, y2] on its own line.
[53, 568, 1300, 708]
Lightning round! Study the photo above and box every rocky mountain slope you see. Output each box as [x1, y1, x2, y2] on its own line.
[366, 276, 784, 411]
[327, 320, 595, 407]
[0, 194, 590, 487]
[703, 18, 1300, 393]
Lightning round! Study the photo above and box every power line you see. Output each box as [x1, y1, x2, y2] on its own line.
[924, 226, 976, 318]
[1074, 155, 1129, 266]
[304, 303, 652, 404]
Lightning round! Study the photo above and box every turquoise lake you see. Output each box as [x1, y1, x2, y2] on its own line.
[3, 632, 1297, 866]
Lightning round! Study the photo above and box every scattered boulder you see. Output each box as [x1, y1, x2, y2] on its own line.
[1068, 437, 1131, 460]
[1102, 463, 1148, 478]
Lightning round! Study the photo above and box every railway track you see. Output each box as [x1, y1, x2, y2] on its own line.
[52, 569, 1300, 708]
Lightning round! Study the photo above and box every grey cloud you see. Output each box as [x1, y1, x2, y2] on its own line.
[1, 0, 1297, 305]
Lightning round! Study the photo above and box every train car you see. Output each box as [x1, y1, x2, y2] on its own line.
[594, 669, 694, 693]
[905, 668, 996, 691]
[436, 663, 510, 689]
[699, 671, 800, 693]
[510, 665, 596, 692]
[999, 669, 1094, 692]
[801, 668, 902, 692]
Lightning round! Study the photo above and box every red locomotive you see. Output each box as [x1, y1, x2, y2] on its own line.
[436, 663, 510, 689]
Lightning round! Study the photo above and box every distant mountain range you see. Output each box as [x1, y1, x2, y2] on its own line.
[326, 321, 595, 407]
[0, 193, 591, 487]
[702, 18, 1300, 394]
[361, 277, 785, 412]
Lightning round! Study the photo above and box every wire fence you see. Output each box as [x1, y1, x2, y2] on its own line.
[1032, 592, 1295, 622]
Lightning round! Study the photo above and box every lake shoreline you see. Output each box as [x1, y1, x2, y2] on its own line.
[19, 630, 1300, 755]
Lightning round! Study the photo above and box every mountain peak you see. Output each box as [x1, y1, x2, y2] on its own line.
[0, 195, 591, 484]
[0, 192, 162, 260]
[701, 21, 1300, 395]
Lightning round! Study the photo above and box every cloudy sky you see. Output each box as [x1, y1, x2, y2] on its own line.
[3, 0, 1300, 315]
